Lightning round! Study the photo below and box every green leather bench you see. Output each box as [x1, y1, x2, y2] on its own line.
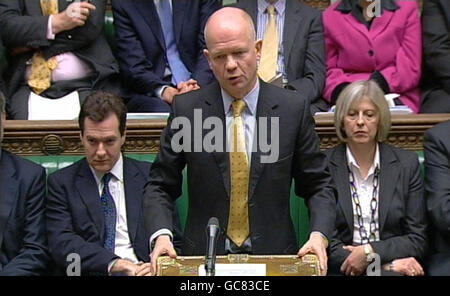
[24, 150, 425, 246]
[25, 153, 311, 245]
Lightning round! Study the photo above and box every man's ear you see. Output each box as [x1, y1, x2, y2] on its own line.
[121, 131, 126, 146]
[255, 39, 262, 61]
[204, 49, 212, 68]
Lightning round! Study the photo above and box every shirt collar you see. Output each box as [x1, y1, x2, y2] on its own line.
[90, 153, 124, 186]
[336, 0, 399, 13]
[222, 80, 259, 117]
[346, 143, 380, 177]
[258, 0, 286, 16]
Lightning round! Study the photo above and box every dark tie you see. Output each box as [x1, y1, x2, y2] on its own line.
[157, 0, 191, 85]
[101, 173, 116, 253]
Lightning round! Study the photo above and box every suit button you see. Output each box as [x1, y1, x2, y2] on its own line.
[368, 50, 374, 56]
[68, 35, 72, 39]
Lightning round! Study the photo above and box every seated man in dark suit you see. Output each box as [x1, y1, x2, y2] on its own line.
[0, 0, 119, 119]
[421, 0, 450, 113]
[46, 91, 181, 276]
[0, 91, 49, 275]
[234, 0, 327, 114]
[111, 0, 221, 112]
[424, 120, 450, 276]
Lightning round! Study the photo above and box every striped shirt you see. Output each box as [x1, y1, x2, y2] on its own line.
[257, 0, 286, 80]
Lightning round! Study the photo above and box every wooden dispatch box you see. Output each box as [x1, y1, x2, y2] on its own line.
[157, 254, 320, 276]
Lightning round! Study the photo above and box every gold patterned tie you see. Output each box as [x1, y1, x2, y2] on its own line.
[227, 99, 250, 247]
[258, 5, 278, 82]
[28, 0, 59, 94]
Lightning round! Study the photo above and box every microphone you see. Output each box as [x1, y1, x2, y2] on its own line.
[205, 217, 220, 276]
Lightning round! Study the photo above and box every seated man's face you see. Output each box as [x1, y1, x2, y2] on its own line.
[81, 113, 125, 174]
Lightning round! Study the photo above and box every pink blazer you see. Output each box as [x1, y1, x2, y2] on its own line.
[323, 1, 422, 113]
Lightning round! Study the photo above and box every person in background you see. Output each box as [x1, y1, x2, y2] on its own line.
[323, 0, 422, 113]
[326, 80, 427, 276]
[423, 120, 450, 276]
[421, 0, 450, 113]
[111, 0, 221, 112]
[0, 0, 119, 119]
[234, 0, 327, 115]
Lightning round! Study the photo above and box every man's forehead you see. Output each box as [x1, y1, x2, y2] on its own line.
[83, 116, 121, 136]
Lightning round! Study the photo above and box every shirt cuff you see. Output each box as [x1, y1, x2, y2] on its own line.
[47, 15, 56, 40]
[310, 231, 328, 248]
[108, 258, 120, 275]
[155, 85, 170, 100]
[149, 229, 173, 253]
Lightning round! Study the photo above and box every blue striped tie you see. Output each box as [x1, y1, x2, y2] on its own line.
[158, 0, 191, 85]
[101, 173, 116, 253]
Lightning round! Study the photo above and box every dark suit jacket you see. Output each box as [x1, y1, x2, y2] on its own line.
[326, 143, 427, 272]
[234, 0, 326, 106]
[143, 80, 336, 256]
[424, 120, 450, 255]
[46, 157, 180, 275]
[0, 0, 119, 99]
[422, 0, 450, 97]
[111, 0, 220, 97]
[0, 150, 49, 276]
[0, 35, 5, 95]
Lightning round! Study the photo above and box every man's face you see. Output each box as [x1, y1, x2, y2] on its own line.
[204, 26, 261, 99]
[80, 113, 125, 174]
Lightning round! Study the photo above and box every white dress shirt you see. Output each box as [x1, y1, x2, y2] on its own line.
[90, 154, 139, 266]
[346, 144, 381, 245]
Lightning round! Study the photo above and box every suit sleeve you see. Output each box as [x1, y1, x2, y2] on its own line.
[329, 229, 351, 272]
[285, 12, 326, 104]
[378, 2, 422, 95]
[46, 174, 119, 274]
[0, 0, 106, 58]
[143, 102, 186, 237]
[292, 98, 336, 241]
[0, 0, 49, 48]
[111, 0, 168, 95]
[0, 166, 49, 276]
[424, 128, 450, 237]
[370, 155, 427, 264]
[190, 0, 220, 87]
[423, 0, 450, 94]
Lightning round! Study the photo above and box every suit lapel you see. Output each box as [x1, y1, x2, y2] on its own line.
[0, 154, 18, 250]
[75, 159, 105, 241]
[249, 81, 277, 201]
[342, 12, 371, 43]
[172, 0, 186, 44]
[135, 0, 165, 49]
[329, 145, 354, 233]
[370, 9, 395, 41]
[123, 158, 142, 243]
[204, 83, 230, 199]
[378, 143, 399, 234]
[282, 0, 301, 68]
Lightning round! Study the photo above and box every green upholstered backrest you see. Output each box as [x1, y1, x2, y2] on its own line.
[24, 150, 426, 246]
[24, 153, 307, 244]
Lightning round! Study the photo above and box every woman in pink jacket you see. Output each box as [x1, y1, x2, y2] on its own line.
[323, 0, 422, 113]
